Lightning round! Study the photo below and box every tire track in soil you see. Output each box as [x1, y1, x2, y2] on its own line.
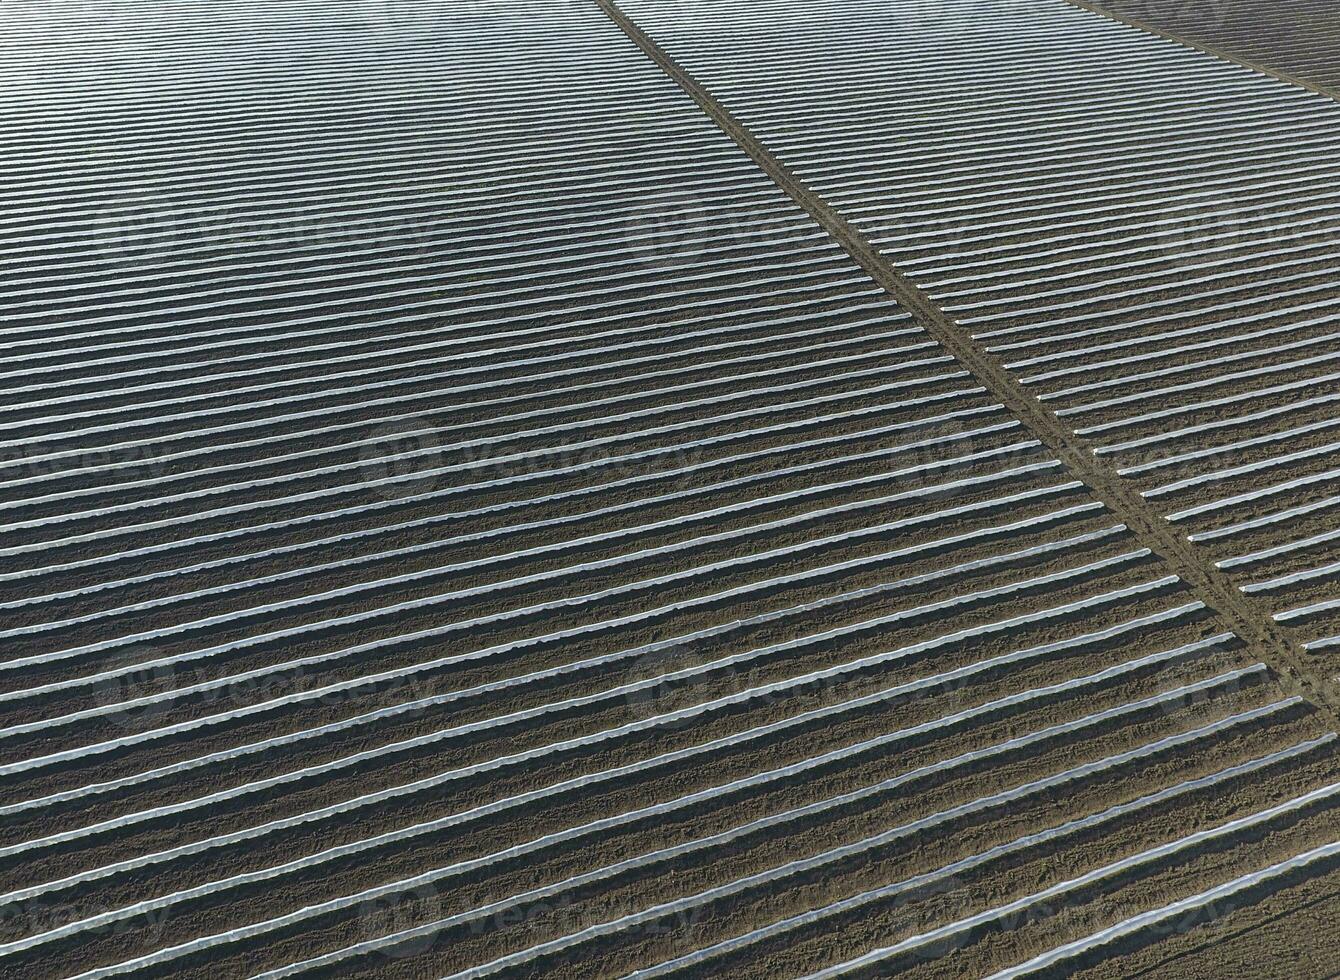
[594, 0, 1340, 730]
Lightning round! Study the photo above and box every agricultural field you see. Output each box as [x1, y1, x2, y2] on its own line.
[619, 0, 1340, 657]
[2, 0, 1338, 978]
[1097, 0, 1340, 92]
